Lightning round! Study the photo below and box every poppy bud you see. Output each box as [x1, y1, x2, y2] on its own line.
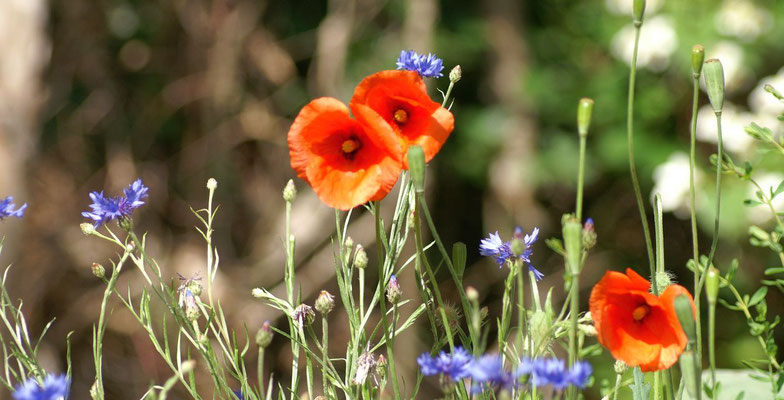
[408, 145, 426, 194]
[703, 59, 725, 114]
[91, 263, 105, 279]
[354, 245, 368, 269]
[691, 45, 704, 78]
[705, 267, 720, 306]
[679, 350, 700, 399]
[633, 0, 645, 25]
[577, 98, 594, 138]
[256, 321, 273, 348]
[315, 290, 335, 314]
[674, 295, 696, 345]
[282, 179, 297, 203]
[449, 65, 462, 83]
[206, 178, 218, 190]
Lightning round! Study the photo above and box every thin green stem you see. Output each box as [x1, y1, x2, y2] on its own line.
[388, 304, 401, 398]
[297, 325, 314, 399]
[257, 347, 265, 400]
[708, 300, 717, 399]
[611, 372, 623, 400]
[652, 195, 663, 296]
[441, 82, 455, 108]
[706, 112, 723, 270]
[93, 251, 130, 400]
[627, 21, 656, 276]
[321, 316, 330, 398]
[689, 70, 703, 368]
[576, 135, 587, 222]
[373, 202, 401, 399]
[516, 269, 526, 357]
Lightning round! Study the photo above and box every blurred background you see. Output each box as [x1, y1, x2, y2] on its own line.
[0, 0, 783, 398]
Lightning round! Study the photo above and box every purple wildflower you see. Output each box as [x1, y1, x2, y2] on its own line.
[396, 50, 444, 78]
[13, 374, 69, 400]
[568, 361, 592, 388]
[417, 346, 473, 380]
[479, 227, 542, 280]
[82, 179, 149, 227]
[469, 354, 516, 389]
[0, 197, 26, 220]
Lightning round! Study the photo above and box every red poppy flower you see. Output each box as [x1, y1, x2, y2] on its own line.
[589, 268, 695, 372]
[349, 70, 454, 165]
[288, 97, 403, 210]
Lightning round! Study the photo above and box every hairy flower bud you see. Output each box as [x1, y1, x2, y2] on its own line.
[376, 354, 388, 378]
[91, 263, 105, 279]
[315, 290, 335, 314]
[344, 236, 354, 251]
[386, 275, 402, 304]
[256, 320, 273, 348]
[81, 222, 96, 236]
[613, 360, 627, 375]
[354, 245, 368, 269]
[206, 178, 218, 190]
[282, 179, 297, 203]
[703, 59, 725, 113]
[449, 65, 462, 83]
[582, 218, 597, 249]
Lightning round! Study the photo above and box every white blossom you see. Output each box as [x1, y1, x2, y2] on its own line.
[715, 0, 772, 42]
[747, 173, 784, 224]
[652, 152, 701, 218]
[611, 15, 677, 72]
[696, 103, 756, 154]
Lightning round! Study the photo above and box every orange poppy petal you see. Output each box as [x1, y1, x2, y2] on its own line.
[350, 70, 454, 164]
[287, 97, 402, 210]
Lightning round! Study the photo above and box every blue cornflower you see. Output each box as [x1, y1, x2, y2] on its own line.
[13, 374, 69, 400]
[0, 197, 27, 220]
[531, 358, 571, 389]
[233, 389, 243, 399]
[568, 361, 592, 388]
[396, 50, 444, 78]
[82, 179, 149, 227]
[469, 354, 515, 389]
[417, 346, 473, 380]
[479, 227, 542, 280]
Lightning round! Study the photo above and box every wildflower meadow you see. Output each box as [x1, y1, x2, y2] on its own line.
[0, 0, 783, 399]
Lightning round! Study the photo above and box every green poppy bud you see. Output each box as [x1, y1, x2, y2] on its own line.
[691, 45, 705, 78]
[577, 98, 594, 138]
[703, 58, 725, 113]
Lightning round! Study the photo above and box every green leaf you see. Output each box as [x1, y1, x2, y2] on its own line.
[630, 367, 651, 400]
[744, 199, 763, 207]
[764, 268, 784, 275]
[749, 287, 768, 306]
[773, 180, 784, 197]
[452, 242, 466, 281]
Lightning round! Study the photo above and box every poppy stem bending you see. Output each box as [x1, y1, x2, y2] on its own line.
[688, 45, 704, 366]
[626, 6, 656, 284]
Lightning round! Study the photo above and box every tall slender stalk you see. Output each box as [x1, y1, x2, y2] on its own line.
[93, 251, 131, 399]
[627, 11, 656, 278]
[706, 112, 723, 269]
[688, 48, 704, 365]
[373, 202, 401, 399]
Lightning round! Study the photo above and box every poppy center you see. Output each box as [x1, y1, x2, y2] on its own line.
[632, 304, 650, 321]
[393, 109, 408, 124]
[341, 137, 361, 160]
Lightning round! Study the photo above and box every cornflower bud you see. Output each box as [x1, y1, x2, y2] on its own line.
[80, 222, 96, 236]
[577, 98, 594, 137]
[118, 216, 133, 232]
[703, 58, 725, 114]
[705, 267, 719, 306]
[206, 178, 218, 190]
[386, 275, 402, 304]
[282, 179, 297, 203]
[691, 45, 705, 78]
[256, 320, 273, 348]
[352, 350, 377, 385]
[376, 354, 388, 378]
[315, 290, 335, 314]
[582, 218, 597, 249]
[183, 290, 200, 321]
[344, 236, 354, 251]
[449, 65, 462, 83]
[354, 245, 368, 269]
[292, 304, 315, 327]
[613, 360, 627, 375]
[91, 263, 105, 279]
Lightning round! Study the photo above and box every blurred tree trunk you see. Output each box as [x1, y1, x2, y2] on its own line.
[482, 0, 544, 229]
